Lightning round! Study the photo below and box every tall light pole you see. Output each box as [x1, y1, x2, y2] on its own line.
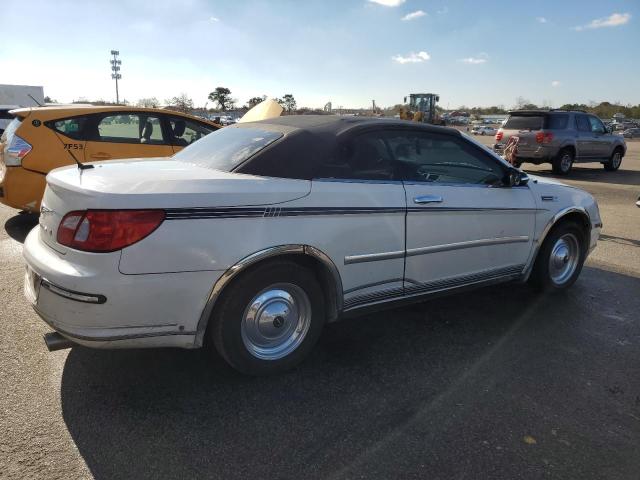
[110, 50, 122, 104]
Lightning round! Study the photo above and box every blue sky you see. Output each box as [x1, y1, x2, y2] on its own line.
[1, 0, 638, 109]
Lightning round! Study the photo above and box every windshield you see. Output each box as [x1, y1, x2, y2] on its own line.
[173, 126, 283, 171]
[503, 115, 544, 131]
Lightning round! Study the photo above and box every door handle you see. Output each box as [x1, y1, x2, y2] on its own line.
[414, 195, 443, 204]
[90, 153, 112, 160]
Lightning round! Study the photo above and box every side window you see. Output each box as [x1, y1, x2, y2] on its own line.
[97, 114, 165, 144]
[588, 116, 605, 134]
[547, 114, 568, 130]
[50, 116, 90, 140]
[576, 115, 591, 132]
[391, 131, 504, 185]
[167, 117, 216, 146]
[313, 131, 394, 181]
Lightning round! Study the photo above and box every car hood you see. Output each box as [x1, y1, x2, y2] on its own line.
[45, 158, 311, 209]
[526, 174, 570, 188]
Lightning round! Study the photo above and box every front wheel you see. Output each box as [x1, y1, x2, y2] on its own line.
[210, 260, 326, 375]
[604, 149, 623, 171]
[528, 222, 586, 291]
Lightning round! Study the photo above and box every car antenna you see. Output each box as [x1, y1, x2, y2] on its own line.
[27, 94, 43, 107]
[51, 130, 94, 171]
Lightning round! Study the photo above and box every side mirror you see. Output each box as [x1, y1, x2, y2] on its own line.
[503, 168, 528, 187]
[606, 125, 613, 134]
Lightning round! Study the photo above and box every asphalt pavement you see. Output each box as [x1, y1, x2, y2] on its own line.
[1, 140, 639, 479]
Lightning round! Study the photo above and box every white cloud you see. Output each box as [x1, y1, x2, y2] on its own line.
[368, 0, 405, 6]
[401, 10, 426, 21]
[573, 12, 631, 31]
[459, 53, 489, 64]
[392, 51, 431, 64]
[209, 16, 220, 22]
[551, 80, 561, 87]
[536, 17, 547, 23]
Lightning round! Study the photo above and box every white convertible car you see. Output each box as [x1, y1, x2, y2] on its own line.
[23, 116, 602, 374]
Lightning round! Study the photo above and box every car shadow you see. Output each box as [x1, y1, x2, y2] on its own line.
[599, 233, 640, 248]
[525, 167, 640, 187]
[59, 266, 640, 479]
[4, 212, 38, 243]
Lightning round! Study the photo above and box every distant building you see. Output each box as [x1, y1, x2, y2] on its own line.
[0, 84, 44, 107]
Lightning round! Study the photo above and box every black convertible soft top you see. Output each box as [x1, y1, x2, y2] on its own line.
[232, 115, 462, 179]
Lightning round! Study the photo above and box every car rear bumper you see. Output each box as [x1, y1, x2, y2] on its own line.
[23, 227, 223, 349]
[494, 143, 559, 162]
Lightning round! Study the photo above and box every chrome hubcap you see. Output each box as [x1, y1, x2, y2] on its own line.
[241, 283, 311, 360]
[612, 153, 621, 168]
[548, 233, 580, 285]
[561, 154, 572, 172]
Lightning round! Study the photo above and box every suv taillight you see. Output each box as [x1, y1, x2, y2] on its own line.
[57, 210, 165, 252]
[536, 132, 554, 144]
[495, 131, 503, 141]
[4, 135, 32, 166]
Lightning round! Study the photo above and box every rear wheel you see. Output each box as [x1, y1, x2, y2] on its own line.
[604, 148, 623, 171]
[210, 260, 325, 375]
[552, 148, 574, 175]
[529, 221, 586, 292]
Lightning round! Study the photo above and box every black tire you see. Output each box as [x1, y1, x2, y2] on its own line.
[210, 260, 326, 375]
[528, 221, 586, 292]
[552, 148, 574, 175]
[604, 148, 623, 171]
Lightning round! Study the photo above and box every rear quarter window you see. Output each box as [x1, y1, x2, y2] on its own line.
[503, 115, 544, 131]
[48, 116, 91, 140]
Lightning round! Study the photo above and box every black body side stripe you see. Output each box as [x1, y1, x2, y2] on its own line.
[343, 264, 525, 310]
[165, 206, 540, 220]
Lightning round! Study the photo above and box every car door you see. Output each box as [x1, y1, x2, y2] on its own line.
[310, 129, 407, 310]
[587, 115, 610, 158]
[165, 116, 218, 154]
[83, 112, 174, 162]
[393, 129, 537, 293]
[575, 114, 596, 158]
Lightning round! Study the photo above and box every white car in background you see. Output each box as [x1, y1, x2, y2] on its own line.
[23, 116, 602, 375]
[471, 125, 497, 136]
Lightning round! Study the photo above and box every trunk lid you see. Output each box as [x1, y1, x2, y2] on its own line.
[40, 158, 311, 252]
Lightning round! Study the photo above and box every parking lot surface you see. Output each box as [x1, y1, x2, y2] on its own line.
[1, 140, 639, 479]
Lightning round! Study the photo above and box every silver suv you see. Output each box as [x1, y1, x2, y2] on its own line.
[494, 110, 627, 175]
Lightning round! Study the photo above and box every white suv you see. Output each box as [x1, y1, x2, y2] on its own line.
[23, 116, 602, 374]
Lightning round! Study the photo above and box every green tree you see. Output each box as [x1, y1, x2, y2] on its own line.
[278, 94, 297, 113]
[246, 96, 266, 109]
[165, 93, 194, 113]
[137, 97, 160, 108]
[208, 87, 234, 111]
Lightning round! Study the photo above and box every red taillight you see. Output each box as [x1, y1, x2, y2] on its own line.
[536, 131, 554, 144]
[495, 131, 503, 141]
[57, 210, 165, 252]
